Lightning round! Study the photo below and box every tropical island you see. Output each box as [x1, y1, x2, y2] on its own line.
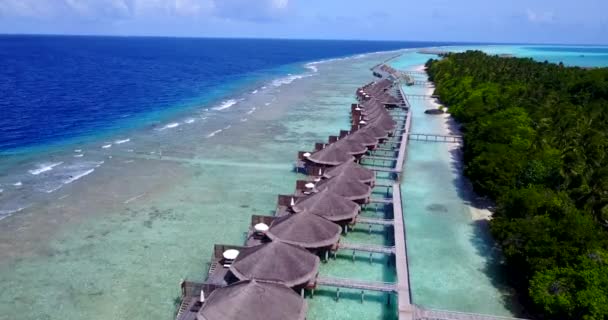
[426, 51, 608, 319]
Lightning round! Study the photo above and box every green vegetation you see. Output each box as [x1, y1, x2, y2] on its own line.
[426, 51, 608, 319]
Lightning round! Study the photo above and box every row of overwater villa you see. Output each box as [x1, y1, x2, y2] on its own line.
[173, 62, 411, 320]
[171, 60, 522, 320]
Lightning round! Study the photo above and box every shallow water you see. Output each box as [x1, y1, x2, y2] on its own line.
[2, 44, 606, 320]
[0, 51, 407, 320]
[391, 52, 516, 316]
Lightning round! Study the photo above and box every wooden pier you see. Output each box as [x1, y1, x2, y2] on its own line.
[401, 71, 427, 76]
[408, 133, 463, 143]
[406, 94, 439, 100]
[415, 308, 530, 320]
[392, 183, 414, 319]
[317, 276, 397, 293]
[411, 80, 434, 87]
[339, 242, 396, 255]
[357, 217, 394, 226]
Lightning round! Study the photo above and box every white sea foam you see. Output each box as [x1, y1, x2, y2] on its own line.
[38, 160, 104, 193]
[74, 154, 84, 158]
[246, 107, 256, 115]
[62, 161, 104, 185]
[63, 169, 95, 185]
[265, 102, 271, 106]
[241, 118, 248, 122]
[159, 122, 180, 131]
[206, 129, 223, 138]
[213, 99, 238, 111]
[74, 149, 82, 153]
[101, 144, 112, 149]
[13, 181, 22, 187]
[305, 63, 319, 72]
[271, 73, 313, 87]
[184, 118, 196, 124]
[261, 86, 267, 89]
[251, 90, 258, 94]
[29, 162, 63, 175]
[115, 138, 131, 144]
[0, 206, 30, 221]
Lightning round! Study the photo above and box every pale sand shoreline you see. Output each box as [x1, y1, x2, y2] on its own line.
[416, 64, 494, 221]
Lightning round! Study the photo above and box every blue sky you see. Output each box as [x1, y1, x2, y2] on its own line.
[0, 0, 606, 44]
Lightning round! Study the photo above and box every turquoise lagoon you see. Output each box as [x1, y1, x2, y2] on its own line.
[1, 45, 607, 320]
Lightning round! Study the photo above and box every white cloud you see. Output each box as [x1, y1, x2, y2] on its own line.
[0, 0, 290, 21]
[272, 0, 288, 9]
[526, 9, 554, 23]
[0, 0, 63, 18]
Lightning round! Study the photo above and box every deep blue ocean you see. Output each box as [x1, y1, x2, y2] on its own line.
[0, 35, 452, 152]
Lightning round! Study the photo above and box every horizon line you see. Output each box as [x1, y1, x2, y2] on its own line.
[1, 32, 607, 47]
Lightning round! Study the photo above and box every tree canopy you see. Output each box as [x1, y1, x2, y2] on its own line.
[426, 51, 608, 319]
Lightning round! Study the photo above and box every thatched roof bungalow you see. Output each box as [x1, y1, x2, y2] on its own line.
[266, 212, 341, 251]
[197, 280, 307, 320]
[292, 189, 360, 224]
[229, 241, 319, 288]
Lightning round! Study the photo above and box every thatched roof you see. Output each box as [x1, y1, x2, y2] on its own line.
[229, 241, 319, 287]
[307, 143, 354, 166]
[197, 280, 307, 320]
[314, 174, 372, 201]
[357, 125, 389, 140]
[345, 130, 378, 147]
[333, 138, 368, 155]
[363, 109, 390, 121]
[267, 212, 341, 249]
[361, 100, 384, 110]
[368, 115, 396, 132]
[323, 159, 375, 184]
[292, 189, 360, 222]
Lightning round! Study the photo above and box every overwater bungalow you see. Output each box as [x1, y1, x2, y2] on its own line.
[198, 280, 307, 320]
[305, 142, 355, 166]
[343, 130, 379, 149]
[244, 215, 275, 246]
[292, 188, 361, 225]
[322, 159, 376, 185]
[354, 123, 390, 140]
[266, 212, 341, 254]
[176, 282, 219, 320]
[229, 241, 320, 289]
[332, 137, 368, 156]
[205, 244, 245, 286]
[313, 173, 373, 203]
[367, 115, 397, 133]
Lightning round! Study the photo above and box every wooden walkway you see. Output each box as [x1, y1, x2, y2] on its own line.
[317, 276, 396, 293]
[402, 71, 427, 76]
[393, 183, 414, 319]
[395, 108, 413, 177]
[411, 80, 434, 87]
[414, 308, 529, 320]
[408, 133, 462, 143]
[370, 197, 394, 204]
[406, 94, 438, 100]
[357, 217, 394, 226]
[339, 242, 396, 255]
